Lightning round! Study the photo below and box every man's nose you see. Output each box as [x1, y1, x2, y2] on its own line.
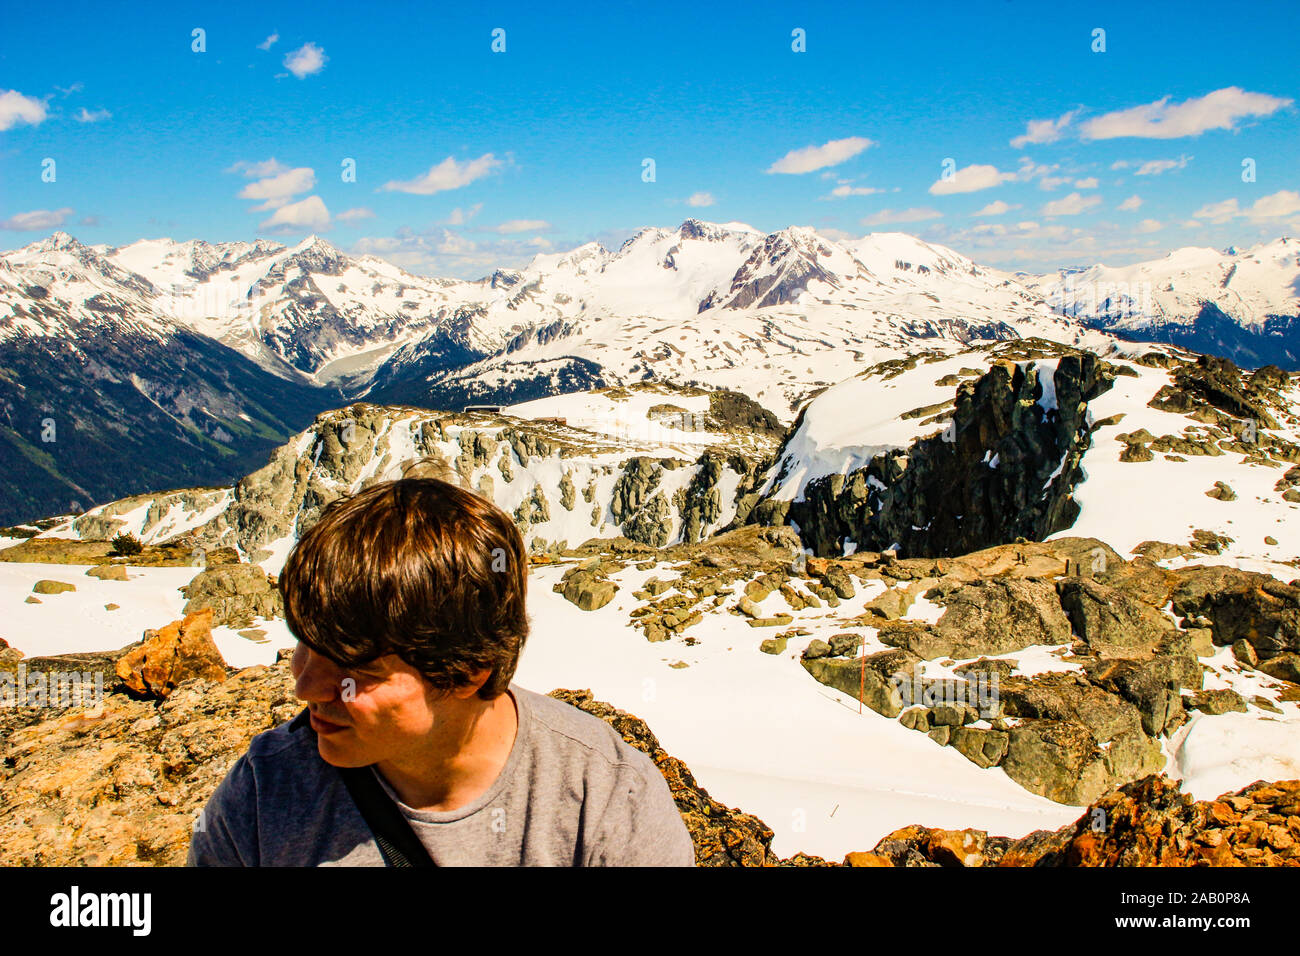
[294, 646, 341, 704]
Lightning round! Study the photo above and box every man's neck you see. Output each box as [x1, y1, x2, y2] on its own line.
[376, 689, 519, 813]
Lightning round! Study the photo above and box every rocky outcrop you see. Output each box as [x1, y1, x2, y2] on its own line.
[556, 563, 619, 611]
[180, 563, 283, 628]
[1168, 565, 1300, 662]
[791, 538, 1265, 806]
[609, 457, 672, 546]
[754, 347, 1120, 557]
[70, 487, 230, 544]
[113, 608, 229, 698]
[1150, 353, 1280, 430]
[178, 393, 776, 562]
[858, 776, 1300, 867]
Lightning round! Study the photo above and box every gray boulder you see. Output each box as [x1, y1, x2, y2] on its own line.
[180, 564, 283, 628]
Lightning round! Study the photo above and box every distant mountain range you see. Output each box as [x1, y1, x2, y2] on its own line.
[1, 221, 1296, 524]
[1026, 236, 1300, 368]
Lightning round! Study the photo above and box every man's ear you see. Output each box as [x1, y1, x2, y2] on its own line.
[450, 667, 493, 699]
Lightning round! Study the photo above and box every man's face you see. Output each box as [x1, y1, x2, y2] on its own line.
[291, 642, 440, 767]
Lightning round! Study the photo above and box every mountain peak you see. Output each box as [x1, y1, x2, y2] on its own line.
[291, 234, 337, 255]
[677, 219, 761, 241]
[38, 231, 85, 253]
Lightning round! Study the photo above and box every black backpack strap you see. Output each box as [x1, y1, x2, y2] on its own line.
[290, 708, 436, 867]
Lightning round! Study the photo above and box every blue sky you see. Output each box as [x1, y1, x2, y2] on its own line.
[2, 0, 1297, 277]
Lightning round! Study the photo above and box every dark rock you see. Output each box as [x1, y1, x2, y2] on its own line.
[1085, 658, 1186, 736]
[802, 639, 832, 660]
[1205, 481, 1237, 501]
[32, 580, 75, 595]
[1058, 577, 1176, 651]
[560, 569, 617, 611]
[1185, 688, 1248, 715]
[1258, 652, 1300, 684]
[951, 727, 1010, 768]
[1170, 565, 1300, 657]
[753, 349, 1118, 557]
[925, 578, 1073, 659]
[801, 653, 907, 717]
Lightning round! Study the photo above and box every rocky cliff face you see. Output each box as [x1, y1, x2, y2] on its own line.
[141, 383, 782, 567]
[752, 342, 1120, 557]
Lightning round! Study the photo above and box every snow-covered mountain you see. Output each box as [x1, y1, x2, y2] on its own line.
[362, 220, 1112, 416]
[1027, 237, 1300, 369]
[4, 222, 1297, 525]
[0, 233, 330, 526]
[3, 221, 1112, 417]
[8, 225, 1299, 418]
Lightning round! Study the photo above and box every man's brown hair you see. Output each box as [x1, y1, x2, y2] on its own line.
[279, 477, 529, 699]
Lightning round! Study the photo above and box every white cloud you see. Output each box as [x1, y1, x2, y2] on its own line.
[352, 236, 402, 254]
[816, 226, 859, 241]
[766, 136, 875, 174]
[238, 166, 316, 209]
[260, 195, 330, 232]
[0, 89, 48, 131]
[1246, 190, 1300, 221]
[972, 200, 1018, 217]
[1136, 219, 1164, 233]
[1041, 192, 1102, 217]
[491, 219, 551, 234]
[445, 204, 483, 225]
[1193, 198, 1240, 224]
[227, 158, 289, 178]
[686, 192, 716, 207]
[1016, 159, 1076, 191]
[0, 207, 74, 230]
[922, 218, 1168, 268]
[1135, 155, 1191, 175]
[1010, 109, 1080, 148]
[351, 229, 578, 278]
[1081, 87, 1292, 140]
[283, 42, 327, 79]
[335, 207, 375, 224]
[1199, 190, 1300, 225]
[258, 33, 279, 51]
[74, 107, 111, 123]
[1037, 175, 1073, 190]
[381, 154, 503, 195]
[861, 207, 942, 226]
[929, 164, 1017, 195]
[1110, 160, 1130, 170]
[1074, 177, 1099, 189]
[1117, 195, 1143, 212]
[825, 184, 883, 199]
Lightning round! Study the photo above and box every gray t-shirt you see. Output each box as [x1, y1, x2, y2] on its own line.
[186, 684, 695, 867]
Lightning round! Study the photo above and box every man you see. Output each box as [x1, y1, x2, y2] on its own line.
[187, 477, 695, 866]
